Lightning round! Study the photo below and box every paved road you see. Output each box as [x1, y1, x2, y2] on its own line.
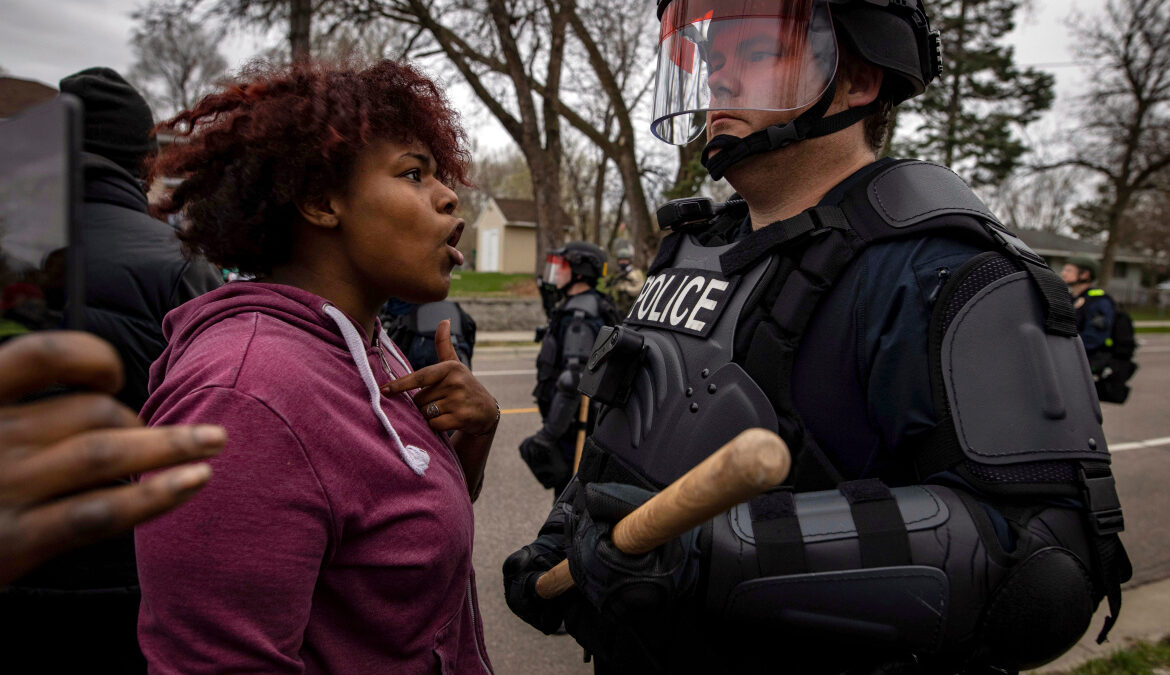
[467, 333, 1170, 674]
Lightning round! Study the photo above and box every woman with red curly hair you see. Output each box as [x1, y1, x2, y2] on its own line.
[134, 60, 496, 673]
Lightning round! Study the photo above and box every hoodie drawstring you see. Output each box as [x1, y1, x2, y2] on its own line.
[322, 304, 430, 476]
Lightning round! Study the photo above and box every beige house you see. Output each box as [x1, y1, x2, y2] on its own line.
[472, 197, 541, 273]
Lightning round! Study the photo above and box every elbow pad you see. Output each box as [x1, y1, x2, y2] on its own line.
[544, 368, 583, 438]
[702, 481, 1099, 671]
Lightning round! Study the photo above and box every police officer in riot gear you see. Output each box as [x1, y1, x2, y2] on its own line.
[505, 1, 1132, 673]
[520, 242, 622, 495]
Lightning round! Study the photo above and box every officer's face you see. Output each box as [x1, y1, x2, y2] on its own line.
[705, 20, 818, 140]
[1061, 264, 1089, 286]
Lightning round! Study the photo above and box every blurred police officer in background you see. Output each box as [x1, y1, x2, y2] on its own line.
[382, 298, 476, 369]
[1063, 256, 1114, 356]
[606, 240, 645, 316]
[1063, 255, 1137, 403]
[520, 242, 621, 496]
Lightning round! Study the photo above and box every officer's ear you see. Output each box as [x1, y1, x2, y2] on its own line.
[840, 57, 883, 109]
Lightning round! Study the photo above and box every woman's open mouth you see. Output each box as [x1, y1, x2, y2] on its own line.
[446, 222, 465, 266]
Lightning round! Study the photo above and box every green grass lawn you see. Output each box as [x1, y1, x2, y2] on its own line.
[448, 271, 537, 297]
[1119, 305, 1170, 332]
[1128, 305, 1170, 322]
[1055, 637, 1170, 674]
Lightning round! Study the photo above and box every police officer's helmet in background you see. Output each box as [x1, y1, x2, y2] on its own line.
[543, 241, 608, 290]
[651, 0, 943, 178]
[614, 240, 635, 262]
[1067, 255, 1100, 281]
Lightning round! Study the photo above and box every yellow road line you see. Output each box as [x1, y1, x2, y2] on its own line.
[501, 407, 540, 415]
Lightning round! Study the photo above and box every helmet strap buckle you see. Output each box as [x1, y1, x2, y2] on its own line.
[766, 123, 803, 150]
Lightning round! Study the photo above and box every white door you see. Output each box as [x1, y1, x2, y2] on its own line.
[479, 228, 499, 272]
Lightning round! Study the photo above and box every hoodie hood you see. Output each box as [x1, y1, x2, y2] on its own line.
[150, 281, 431, 475]
[153, 283, 349, 385]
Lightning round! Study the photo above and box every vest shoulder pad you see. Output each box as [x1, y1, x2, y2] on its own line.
[929, 253, 1109, 474]
[844, 160, 1002, 244]
[562, 291, 601, 317]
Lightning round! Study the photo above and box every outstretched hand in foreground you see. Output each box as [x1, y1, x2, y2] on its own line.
[0, 331, 225, 584]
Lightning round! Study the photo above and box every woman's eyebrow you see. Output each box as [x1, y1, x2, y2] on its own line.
[399, 151, 436, 171]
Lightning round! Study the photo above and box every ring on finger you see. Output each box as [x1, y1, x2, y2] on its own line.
[424, 402, 441, 419]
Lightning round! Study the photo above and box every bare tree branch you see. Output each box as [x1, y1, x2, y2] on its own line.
[1058, 0, 1170, 285]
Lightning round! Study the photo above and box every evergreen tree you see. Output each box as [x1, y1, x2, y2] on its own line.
[893, 0, 1054, 186]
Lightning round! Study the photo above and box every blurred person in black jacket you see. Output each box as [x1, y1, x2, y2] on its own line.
[0, 67, 220, 674]
[67, 67, 222, 411]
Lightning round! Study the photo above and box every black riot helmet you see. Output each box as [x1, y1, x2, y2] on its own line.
[542, 241, 609, 290]
[650, 0, 942, 180]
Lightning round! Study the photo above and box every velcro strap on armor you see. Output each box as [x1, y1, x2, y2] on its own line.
[1023, 257, 1079, 336]
[748, 490, 807, 576]
[720, 206, 849, 276]
[909, 415, 963, 480]
[1075, 461, 1131, 644]
[839, 479, 912, 568]
[1093, 532, 1132, 644]
[984, 226, 1078, 337]
[1080, 462, 1124, 536]
[649, 232, 685, 274]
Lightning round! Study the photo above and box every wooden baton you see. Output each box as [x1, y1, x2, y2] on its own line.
[534, 427, 790, 599]
[572, 394, 590, 474]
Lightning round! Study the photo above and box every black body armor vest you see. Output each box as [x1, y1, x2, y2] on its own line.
[534, 290, 618, 413]
[581, 160, 1085, 490]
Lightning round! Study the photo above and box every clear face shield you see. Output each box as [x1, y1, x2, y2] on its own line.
[542, 253, 572, 289]
[651, 0, 838, 145]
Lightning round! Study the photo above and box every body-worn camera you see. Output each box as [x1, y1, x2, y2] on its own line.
[656, 197, 714, 232]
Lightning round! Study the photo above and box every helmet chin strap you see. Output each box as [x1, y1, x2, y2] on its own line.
[700, 79, 880, 181]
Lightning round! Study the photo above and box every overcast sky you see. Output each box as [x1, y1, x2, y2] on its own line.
[0, 0, 1092, 152]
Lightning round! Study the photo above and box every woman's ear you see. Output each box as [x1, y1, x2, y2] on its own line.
[844, 60, 884, 108]
[296, 196, 342, 229]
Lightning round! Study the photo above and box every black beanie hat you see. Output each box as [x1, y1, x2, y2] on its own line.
[58, 67, 158, 177]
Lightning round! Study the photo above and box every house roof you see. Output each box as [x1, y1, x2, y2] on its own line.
[492, 197, 572, 227]
[1013, 228, 1148, 264]
[0, 77, 57, 118]
[494, 198, 539, 224]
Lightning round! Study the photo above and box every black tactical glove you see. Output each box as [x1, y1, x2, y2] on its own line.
[503, 480, 576, 633]
[565, 482, 699, 622]
[562, 593, 672, 673]
[519, 430, 570, 490]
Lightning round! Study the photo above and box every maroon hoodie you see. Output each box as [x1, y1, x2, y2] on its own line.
[135, 282, 493, 674]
